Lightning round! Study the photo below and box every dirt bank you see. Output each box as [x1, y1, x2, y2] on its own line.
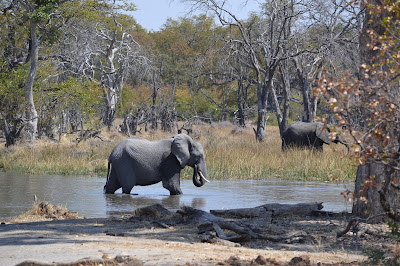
[0, 202, 397, 265]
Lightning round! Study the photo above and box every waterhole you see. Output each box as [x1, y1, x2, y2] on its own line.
[0, 172, 353, 219]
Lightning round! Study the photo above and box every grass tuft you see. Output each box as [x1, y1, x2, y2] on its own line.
[10, 201, 80, 222]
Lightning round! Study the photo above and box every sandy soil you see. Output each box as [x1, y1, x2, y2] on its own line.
[0, 203, 398, 266]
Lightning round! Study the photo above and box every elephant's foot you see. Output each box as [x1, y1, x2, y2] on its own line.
[166, 185, 183, 195]
[104, 185, 119, 194]
[169, 190, 183, 196]
[122, 187, 133, 194]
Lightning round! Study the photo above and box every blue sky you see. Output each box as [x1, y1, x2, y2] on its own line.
[132, 0, 261, 31]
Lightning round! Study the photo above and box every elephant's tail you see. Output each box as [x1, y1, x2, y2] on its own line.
[104, 161, 111, 192]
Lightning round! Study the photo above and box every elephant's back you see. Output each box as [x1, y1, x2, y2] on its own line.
[285, 122, 317, 136]
[111, 138, 164, 155]
[109, 138, 171, 170]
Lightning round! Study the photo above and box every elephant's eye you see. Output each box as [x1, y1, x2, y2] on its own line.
[193, 154, 202, 163]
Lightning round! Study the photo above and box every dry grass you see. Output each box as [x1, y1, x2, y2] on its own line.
[192, 123, 356, 181]
[0, 139, 115, 175]
[0, 122, 357, 182]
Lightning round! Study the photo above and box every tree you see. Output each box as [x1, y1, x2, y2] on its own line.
[291, 0, 362, 122]
[1, 0, 66, 140]
[0, 62, 26, 146]
[55, 0, 148, 129]
[201, 20, 256, 126]
[319, 0, 400, 221]
[149, 15, 223, 123]
[181, 0, 307, 141]
[0, 0, 147, 143]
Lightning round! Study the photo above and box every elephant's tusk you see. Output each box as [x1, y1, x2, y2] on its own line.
[199, 171, 210, 183]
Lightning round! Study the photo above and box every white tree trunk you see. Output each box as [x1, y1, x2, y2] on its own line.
[24, 20, 39, 141]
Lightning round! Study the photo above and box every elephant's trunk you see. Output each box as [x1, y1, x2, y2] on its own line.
[193, 164, 209, 187]
[342, 141, 351, 155]
[333, 137, 351, 154]
[104, 161, 111, 193]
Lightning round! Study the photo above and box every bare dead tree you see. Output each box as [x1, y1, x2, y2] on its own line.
[55, 11, 150, 131]
[293, 0, 362, 122]
[160, 81, 178, 132]
[180, 0, 309, 141]
[120, 104, 150, 136]
[151, 70, 159, 130]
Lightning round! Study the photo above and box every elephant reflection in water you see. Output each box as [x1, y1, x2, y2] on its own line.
[104, 194, 206, 216]
[104, 193, 180, 211]
[191, 197, 206, 209]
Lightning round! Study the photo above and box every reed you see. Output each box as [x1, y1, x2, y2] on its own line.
[0, 123, 357, 182]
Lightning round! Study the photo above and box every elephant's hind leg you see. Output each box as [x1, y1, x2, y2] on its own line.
[122, 185, 134, 194]
[114, 163, 136, 194]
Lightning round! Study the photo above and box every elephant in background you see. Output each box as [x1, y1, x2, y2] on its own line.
[104, 134, 209, 195]
[281, 121, 350, 152]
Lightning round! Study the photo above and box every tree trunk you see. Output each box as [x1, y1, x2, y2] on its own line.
[151, 69, 158, 130]
[276, 63, 290, 136]
[294, 59, 312, 122]
[236, 79, 246, 127]
[103, 88, 117, 129]
[254, 79, 270, 142]
[3, 118, 24, 147]
[102, 29, 123, 129]
[221, 88, 228, 121]
[351, 0, 400, 221]
[24, 20, 39, 141]
[254, 100, 267, 141]
[352, 163, 400, 221]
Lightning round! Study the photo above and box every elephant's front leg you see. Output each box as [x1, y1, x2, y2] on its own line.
[161, 154, 183, 195]
[163, 173, 182, 195]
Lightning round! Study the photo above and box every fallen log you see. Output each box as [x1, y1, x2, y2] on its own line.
[262, 230, 309, 244]
[336, 213, 388, 239]
[256, 202, 323, 217]
[198, 222, 226, 238]
[210, 207, 272, 219]
[200, 235, 240, 247]
[311, 209, 339, 217]
[198, 221, 258, 240]
[210, 203, 323, 219]
[178, 207, 259, 242]
[177, 206, 225, 224]
[212, 223, 226, 239]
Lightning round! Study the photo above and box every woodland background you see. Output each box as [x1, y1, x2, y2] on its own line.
[0, 0, 362, 143]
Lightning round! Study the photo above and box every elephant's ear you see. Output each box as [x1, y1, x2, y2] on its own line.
[172, 134, 192, 168]
[316, 123, 332, 144]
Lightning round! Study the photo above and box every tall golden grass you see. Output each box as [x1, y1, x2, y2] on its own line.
[0, 123, 357, 182]
[192, 124, 356, 182]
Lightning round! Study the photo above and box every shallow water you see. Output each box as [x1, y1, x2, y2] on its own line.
[0, 172, 354, 219]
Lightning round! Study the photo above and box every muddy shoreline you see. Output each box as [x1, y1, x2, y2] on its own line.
[0, 203, 396, 265]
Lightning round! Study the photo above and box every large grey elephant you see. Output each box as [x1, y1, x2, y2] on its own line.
[104, 134, 209, 195]
[281, 121, 350, 152]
